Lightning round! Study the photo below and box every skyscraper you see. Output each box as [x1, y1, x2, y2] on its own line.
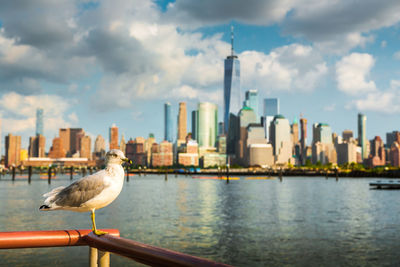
[36, 108, 44, 136]
[270, 115, 292, 164]
[263, 98, 279, 141]
[367, 136, 385, 167]
[223, 26, 241, 134]
[191, 110, 198, 140]
[244, 90, 259, 117]
[291, 118, 299, 145]
[386, 131, 400, 148]
[28, 135, 45, 157]
[312, 123, 337, 164]
[177, 102, 187, 143]
[358, 113, 367, 159]
[237, 106, 257, 162]
[145, 134, 156, 164]
[59, 128, 84, 156]
[48, 137, 66, 158]
[80, 135, 91, 159]
[300, 118, 307, 164]
[94, 135, 106, 153]
[0, 118, 2, 158]
[120, 134, 126, 154]
[197, 102, 218, 148]
[59, 128, 70, 155]
[313, 123, 332, 144]
[264, 98, 279, 117]
[94, 135, 106, 159]
[5, 134, 21, 167]
[70, 128, 85, 155]
[342, 130, 354, 142]
[109, 124, 119, 150]
[164, 102, 173, 142]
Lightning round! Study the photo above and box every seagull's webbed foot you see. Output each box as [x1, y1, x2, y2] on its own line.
[93, 229, 108, 236]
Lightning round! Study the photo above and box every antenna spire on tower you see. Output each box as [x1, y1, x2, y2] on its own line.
[230, 25, 234, 56]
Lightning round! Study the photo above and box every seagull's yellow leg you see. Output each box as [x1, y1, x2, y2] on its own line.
[91, 209, 108, 236]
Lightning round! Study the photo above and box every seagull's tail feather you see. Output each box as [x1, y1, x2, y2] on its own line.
[40, 186, 65, 211]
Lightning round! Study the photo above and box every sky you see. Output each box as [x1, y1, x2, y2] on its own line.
[1, 0, 400, 151]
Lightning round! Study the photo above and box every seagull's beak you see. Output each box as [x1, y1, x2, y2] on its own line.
[122, 158, 132, 165]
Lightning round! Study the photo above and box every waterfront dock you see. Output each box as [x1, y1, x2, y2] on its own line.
[2, 166, 400, 180]
[369, 180, 400, 189]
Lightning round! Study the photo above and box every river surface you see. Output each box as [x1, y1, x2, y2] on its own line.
[0, 174, 399, 266]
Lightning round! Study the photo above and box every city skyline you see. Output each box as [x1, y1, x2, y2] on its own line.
[1, 1, 400, 151]
[4, 106, 400, 169]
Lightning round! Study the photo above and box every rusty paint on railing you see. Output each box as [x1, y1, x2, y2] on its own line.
[84, 232, 232, 267]
[0, 229, 120, 249]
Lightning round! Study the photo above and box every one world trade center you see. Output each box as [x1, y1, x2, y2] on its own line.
[223, 26, 240, 135]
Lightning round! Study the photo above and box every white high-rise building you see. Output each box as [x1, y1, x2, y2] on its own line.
[270, 115, 293, 164]
[197, 102, 218, 148]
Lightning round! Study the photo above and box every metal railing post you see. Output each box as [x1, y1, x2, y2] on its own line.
[99, 250, 110, 267]
[89, 247, 110, 267]
[90, 247, 98, 267]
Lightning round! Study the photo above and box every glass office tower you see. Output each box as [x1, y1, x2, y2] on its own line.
[223, 27, 241, 135]
[197, 102, 218, 148]
[164, 103, 173, 142]
[244, 89, 259, 117]
[36, 108, 44, 136]
[263, 98, 279, 117]
[263, 98, 279, 141]
[358, 113, 367, 159]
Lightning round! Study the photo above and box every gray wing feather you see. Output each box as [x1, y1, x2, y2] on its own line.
[55, 171, 108, 207]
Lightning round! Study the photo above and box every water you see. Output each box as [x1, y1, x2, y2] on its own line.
[1, 174, 400, 266]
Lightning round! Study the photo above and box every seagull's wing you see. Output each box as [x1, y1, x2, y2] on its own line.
[55, 170, 108, 207]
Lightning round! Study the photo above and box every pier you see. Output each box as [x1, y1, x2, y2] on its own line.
[369, 180, 400, 189]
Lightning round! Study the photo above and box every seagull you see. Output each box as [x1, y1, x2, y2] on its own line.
[40, 149, 131, 235]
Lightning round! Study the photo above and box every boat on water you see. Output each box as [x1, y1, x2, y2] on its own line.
[369, 180, 400, 189]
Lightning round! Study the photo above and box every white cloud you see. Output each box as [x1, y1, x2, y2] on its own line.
[90, 19, 229, 109]
[240, 44, 328, 92]
[170, 85, 222, 104]
[68, 112, 79, 125]
[390, 80, 400, 89]
[335, 53, 377, 95]
[352, 91, 400, 113]
[393, 51, 400, 60]
[349, 80, 400, 113]
[131, 111, 143, 121]
[165, 0, 294, 27]
[0, 92, 76, 148]
[323, 103, 336, 111]
[0, 92, 69, 118]
[166, 0, 400, 54]
[284, 0, 400, 53]
[314, 32, 374, 54]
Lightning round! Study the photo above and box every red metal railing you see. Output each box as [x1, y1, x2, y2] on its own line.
[0, 229, 119, 249]
[0, 230, 232, 267]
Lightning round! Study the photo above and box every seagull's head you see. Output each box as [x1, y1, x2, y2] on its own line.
[106, 149, 132, 165]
